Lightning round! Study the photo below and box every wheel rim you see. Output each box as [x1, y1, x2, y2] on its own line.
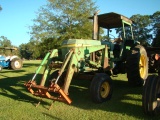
[100, 81, 110, 98]
[139, 54, 147, 79]
[14, 61, 21, 68]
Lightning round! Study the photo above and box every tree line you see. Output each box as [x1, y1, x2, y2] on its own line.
[0, 0, 160, 59]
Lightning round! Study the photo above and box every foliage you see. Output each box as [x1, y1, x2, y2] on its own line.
[130, 14, 152, 45]
[151, 11, 160, 47]
[27, 0, 96, 56]
[0, 36, 12, 47]
[0, 36, 19, 55]
[152, 29, 160, 47]
[37, 37, 60, 58]
[115, 12, 160, 47]
[0, 5, 2, 11]
[25, 0, 97, 59]
[19, 41, 40, 60]
[151, 11, 160, 35]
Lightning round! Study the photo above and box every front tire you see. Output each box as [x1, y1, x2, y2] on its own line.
[142, 75, 160, 115]
[90, 73, 113, 103]
[126, 45, 148, 86]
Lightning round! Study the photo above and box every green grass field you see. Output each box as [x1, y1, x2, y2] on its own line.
[0, 60, 159, 120]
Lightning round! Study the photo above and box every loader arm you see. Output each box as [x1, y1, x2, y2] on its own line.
[63, 50, 78, 94]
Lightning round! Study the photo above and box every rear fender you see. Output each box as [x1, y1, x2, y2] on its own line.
[10, 55, 18, 61]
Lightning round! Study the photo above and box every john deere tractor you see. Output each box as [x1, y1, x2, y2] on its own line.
[24, 12, 148, 107]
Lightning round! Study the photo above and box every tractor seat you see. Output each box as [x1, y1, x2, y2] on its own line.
[113, 38, 122, 58]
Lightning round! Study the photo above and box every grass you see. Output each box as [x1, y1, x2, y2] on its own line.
[0, 60, 159, 120]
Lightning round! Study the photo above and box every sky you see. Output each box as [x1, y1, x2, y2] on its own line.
[0, 0, 160, 47]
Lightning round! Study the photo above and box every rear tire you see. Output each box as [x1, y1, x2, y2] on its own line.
[142, 75, 160, 115]
[10, 58, 23, 70]
[126, 45, 148, 86]
[90, 73, 113, 103]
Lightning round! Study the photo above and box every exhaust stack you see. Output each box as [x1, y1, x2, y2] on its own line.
[93, 10, 100, 40]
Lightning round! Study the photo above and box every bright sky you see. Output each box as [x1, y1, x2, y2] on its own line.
[0, 0, 159, 47]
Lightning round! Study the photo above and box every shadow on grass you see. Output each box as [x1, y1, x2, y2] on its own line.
[0, 71, 51, 108]
[0, 69, 159, 119]
[22, 62, 41, 68]
[68, 78, 159, 119]
[0, 69, 26, 73]
[42, 112, 62, 120]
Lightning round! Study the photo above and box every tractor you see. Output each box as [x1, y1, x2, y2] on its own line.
[0, 47, 23, 71]
[24, 12, 148, 108]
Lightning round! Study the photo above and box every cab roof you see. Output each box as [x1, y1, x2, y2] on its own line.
[90, 12, 133, 29]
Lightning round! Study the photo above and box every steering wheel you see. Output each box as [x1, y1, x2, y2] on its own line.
[101, 34, 115, 42]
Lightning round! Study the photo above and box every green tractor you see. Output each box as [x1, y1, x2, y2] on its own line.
[24, 12, 148, 107]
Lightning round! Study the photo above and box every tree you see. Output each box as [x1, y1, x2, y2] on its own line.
[151, 11, 160, 47]
[19, 41, 40, 59]
[130, 14, 152, 45]
[0, 5, 2, 11]
[0, 36, 12, 47]
[37, 37, 60, 58]
[152, 29, 160, 47]
[28, 0, 98, 58]
[29, 0, 97, 58]
[0, 36, 19, 55]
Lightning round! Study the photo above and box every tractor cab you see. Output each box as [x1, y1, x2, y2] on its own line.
[91, 12, 134, 41]
[90, 12, 135, 60]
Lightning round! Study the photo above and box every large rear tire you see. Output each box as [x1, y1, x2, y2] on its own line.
[10, 58, 23, 70]
[142, 75, 160, 115]
[126, 45, 148, 86]
[90, 73, 113, 103]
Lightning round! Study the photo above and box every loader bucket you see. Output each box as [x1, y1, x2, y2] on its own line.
[24, 80, 72, 105]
